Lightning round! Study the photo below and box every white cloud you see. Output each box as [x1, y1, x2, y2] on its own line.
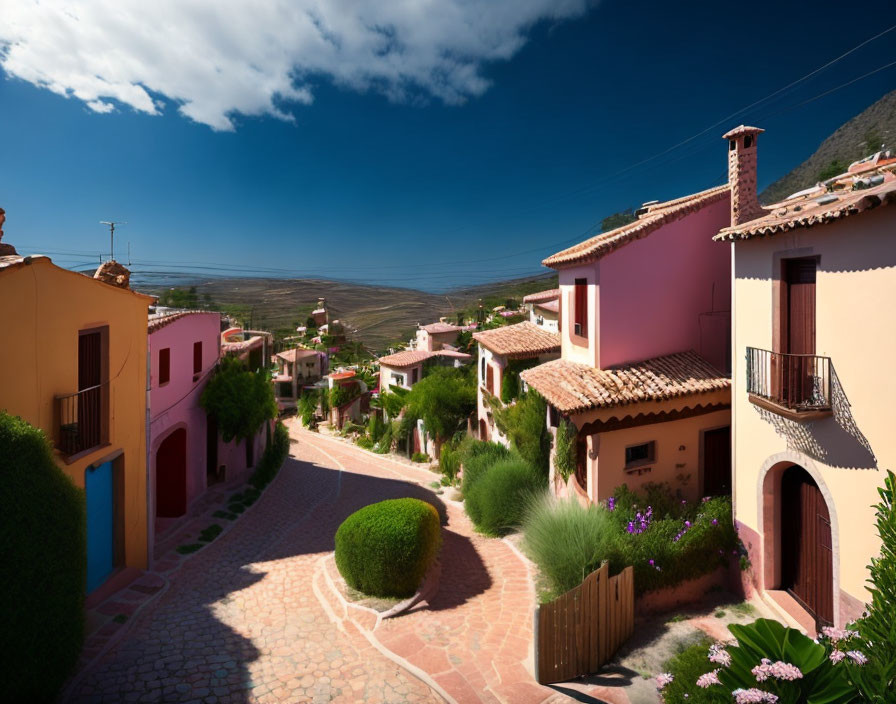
[0, 0, 592, 131]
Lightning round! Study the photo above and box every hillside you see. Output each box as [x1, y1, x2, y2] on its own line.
[138, 272, 556, 352]
[760, 89, 896, 204]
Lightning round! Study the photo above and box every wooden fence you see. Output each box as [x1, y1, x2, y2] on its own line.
[534, 563, 634, 684]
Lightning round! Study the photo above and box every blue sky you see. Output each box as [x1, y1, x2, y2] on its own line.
[0, 0, 894, 291]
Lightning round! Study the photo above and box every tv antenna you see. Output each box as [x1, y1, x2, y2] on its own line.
[99, 220, 126, 261]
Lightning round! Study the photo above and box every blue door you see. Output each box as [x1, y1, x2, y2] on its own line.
[86, 461, 115, 592]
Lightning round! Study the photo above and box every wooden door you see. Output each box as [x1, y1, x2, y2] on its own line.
[78, 331, 103, 450]
[575, 436, 588, 492]
[156, 428, 187, 517]
[702, 427, 731, 496]
[781, 259, 816, 405]
[781, 465, 833, 627]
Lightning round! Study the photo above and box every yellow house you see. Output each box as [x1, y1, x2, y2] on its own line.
[716, 127, 896, 631]
[0, 223, 153, 594]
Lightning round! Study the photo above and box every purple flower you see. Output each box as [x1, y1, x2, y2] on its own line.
[655, 673, 673, 690]
[702, 496, 711, 503]
[648, 559, 655, 566]
[847, 650, 868, 665]
[821, 626, 859, 643]
[752, 659, 803, 682]
[732, 689, 778, 704]
[607, 497, 616, 511]
[708, 643, 732, 667]
[829, 650, 845, 664]
[685, 520, 691, 528]
[711, 519, 718, 526]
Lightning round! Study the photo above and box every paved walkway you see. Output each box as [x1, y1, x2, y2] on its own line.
[64, 423, 626, 704]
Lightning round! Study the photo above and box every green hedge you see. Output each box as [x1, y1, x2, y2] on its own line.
[464, 458, 543, 536]
[249, 422, 289, 490]
[335, 498, 442, 597]
[0, 412, 86, 702]
[458, 439, 515, 497]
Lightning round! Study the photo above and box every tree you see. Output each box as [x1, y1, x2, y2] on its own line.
[200, 357, 277, 443]
[601, 209, 637, 232]
[0, 412, 86, 702]
[404, 367, 476, 460]
[849, 470, 896, 701]
[493, 390, 551, 480]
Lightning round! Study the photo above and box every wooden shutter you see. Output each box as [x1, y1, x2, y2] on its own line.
[486, 364, 494, 395]
[193, 341, 203, 375]
[159, 348, 171, 385]
[574, 278, 588, 339]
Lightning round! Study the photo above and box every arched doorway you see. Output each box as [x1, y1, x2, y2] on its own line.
[156, 428, 187, 517]
[780, 464, 833, 627]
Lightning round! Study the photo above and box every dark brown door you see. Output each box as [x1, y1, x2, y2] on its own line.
[156, 428, 187, 517]
[702, 427, 731, 496]
[78, 331, 103, 451]
[780, 259, 816, 406]
[781, 465, 833, 627]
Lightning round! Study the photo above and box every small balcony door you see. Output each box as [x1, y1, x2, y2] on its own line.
[777, 259, 816, 403]
[78, 330, 106, 451]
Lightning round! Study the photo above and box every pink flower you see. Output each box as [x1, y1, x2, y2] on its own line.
[656, 672, 674, 689]
[821, 626, 860, 643]
[696, 669, 721, 688]
[752, 659, 802, 682]
[737, 689, 779, 703]
[708, 643, 732, 667]
[830, 650, 846, 664]
[847, 650, 868, 665]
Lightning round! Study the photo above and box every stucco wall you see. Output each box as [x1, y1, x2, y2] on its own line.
[149, 313, 222, 523]
[556, 197, 731, 371]
[731, 206, 895, 618]
[380, 362, 419, 391]
[0, 258, 151, 569]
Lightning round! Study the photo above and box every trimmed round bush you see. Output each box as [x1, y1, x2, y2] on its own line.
[465, 458, 542, 536]
[0, 412, 86, 702]
[335, 498, 441, 598]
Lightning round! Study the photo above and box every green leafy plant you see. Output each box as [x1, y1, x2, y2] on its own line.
[848, 469, 896, 701]
[198, 524, 223, 543]
[404, 367, 476, 460]
[458, 439, 515, 497]
[411, 452, 430, 463]
[0, 412, 86, 703]
[554, 418, 576, 481]
[464, 458, 543, 536]
[367, 413, 386, 443]
[660, 637, 726, 704]
[249, 421, 289, 490]
[439, 444, 461, 482]
[329, 382, 361, 409]
[493, 390, 551, 479]
[201, 357, 277, 442]
[499, 358, 539, 404]
[334, 498, 442, 597]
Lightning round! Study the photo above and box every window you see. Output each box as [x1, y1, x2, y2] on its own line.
[481, 356, 487, 382]
[193, 341, 202, 375]
[574, 278, 588, 339]
[744, 134, 753, 149]
[159, 348, 171, 385]
[391, 373, 405, 386]
[625, 441, 655, 468]
[411, 367, 419, 385]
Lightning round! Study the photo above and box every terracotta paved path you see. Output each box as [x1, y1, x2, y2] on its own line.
[65, 423, 625, 704]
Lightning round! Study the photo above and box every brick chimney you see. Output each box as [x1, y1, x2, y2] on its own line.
[723, 125, 765, 225]
[0, 208, 18, 256]
[93, 259, 131, 289]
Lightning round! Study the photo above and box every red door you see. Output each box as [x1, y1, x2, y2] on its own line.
[781, 465, 833, 627]
[574, 436, 588, 492]
[156, 428, 187, 517]
[78, 331, 103, 451]
[702, 427, 731, 496]
[779, 259, 816, 406]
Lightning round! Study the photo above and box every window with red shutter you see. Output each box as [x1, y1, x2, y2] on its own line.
[159, 348, 171, 385]
[193, 341, 202, 375]
[574, 278, 588, 339]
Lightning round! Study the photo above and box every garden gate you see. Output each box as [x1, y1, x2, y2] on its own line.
[534, 563, 634, 684]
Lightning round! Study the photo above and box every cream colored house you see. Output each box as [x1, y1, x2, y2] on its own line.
[717, 125, 896, 631]
[522, 288, 560, 331]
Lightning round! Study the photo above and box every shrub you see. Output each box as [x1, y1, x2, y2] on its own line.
[330, 383, 360, 409]
[356, 435, 375, 450]
[0, 412, 86, 702]
[521, 493, 621, 600]
[404, 367, 476, 458]
[465, 458, 543, 536]
[499, 358, 538, 404]
[659, 637, 726, 704]
[493, 390, 551, 480]
[367, 413, 385, 443]
[334, 498, 442, 597]
[298, 392, 317, 426]
[849, 469, 896, 700]
[439, 444, 461, 482]
[458, 439, 515, 497]
[201, 357, 277, 442]
[249, 422, 289, 490]
[411, 452, 430, 463]
[554, 419, 576, 481]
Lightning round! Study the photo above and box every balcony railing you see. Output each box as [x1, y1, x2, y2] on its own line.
[56, 383, 106, 457]
[746, 347, 832, 416]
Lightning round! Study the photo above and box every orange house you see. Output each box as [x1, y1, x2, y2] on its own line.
[0, 225, 153, 594]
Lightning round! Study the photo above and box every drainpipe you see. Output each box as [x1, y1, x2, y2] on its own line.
[145, 337, 153, 570]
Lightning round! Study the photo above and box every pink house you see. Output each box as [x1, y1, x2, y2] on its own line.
[522, 184, 733, 504]
[148, 312, 270, 543]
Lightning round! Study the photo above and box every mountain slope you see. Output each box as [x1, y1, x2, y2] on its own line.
[760, 90, 896, 204]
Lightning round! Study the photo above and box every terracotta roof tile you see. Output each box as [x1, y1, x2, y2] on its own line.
[378, 349, 436, 367]
[522, 288, 560, 304]
[473, 321, 561, 359]
[276, 347, 319, 362]
[421, 322, 461, 334]
[716, 164, 896, 241]
[543, 185, 729, 268]
[520, 350, 729, 414]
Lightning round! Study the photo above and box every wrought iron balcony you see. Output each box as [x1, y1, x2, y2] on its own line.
[56, 383, 107, 457]
[746, 347, 832, 421]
